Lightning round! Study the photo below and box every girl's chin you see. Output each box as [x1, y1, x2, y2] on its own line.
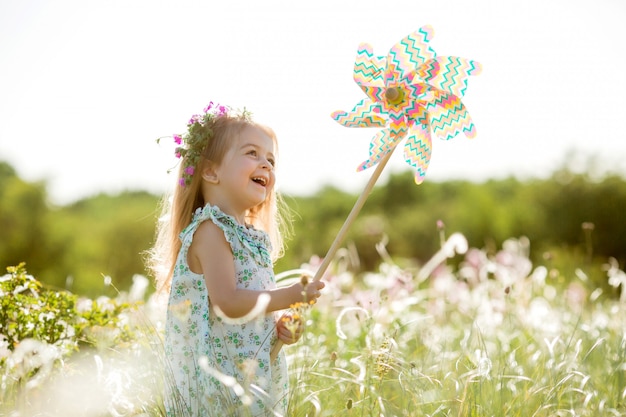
[249, 191, 268, 206]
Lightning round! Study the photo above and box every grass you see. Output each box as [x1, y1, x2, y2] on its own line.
[2, 234, 626, 416]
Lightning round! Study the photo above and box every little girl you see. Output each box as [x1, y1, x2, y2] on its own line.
[149, 102, 324, 416]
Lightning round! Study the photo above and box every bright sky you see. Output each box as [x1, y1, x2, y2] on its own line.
[1, 0, 625, 205]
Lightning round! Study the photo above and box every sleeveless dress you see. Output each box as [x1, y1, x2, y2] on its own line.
[164, 203, 288, 416]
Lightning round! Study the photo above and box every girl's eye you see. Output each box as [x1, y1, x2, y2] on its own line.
[246, 148, 274, 166]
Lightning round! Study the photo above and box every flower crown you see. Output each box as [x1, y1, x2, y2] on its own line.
[172, 102, 228, 187]
[163, 102, 253, 187]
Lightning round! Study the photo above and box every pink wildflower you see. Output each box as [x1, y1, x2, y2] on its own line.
[217, 105, 227, 116]
[203, 102, 214, 113]
[179, 178, 186, 187]
[184, 165, 195, 176]
[173, 134, 182, 144]
[188, 114, 201, 125]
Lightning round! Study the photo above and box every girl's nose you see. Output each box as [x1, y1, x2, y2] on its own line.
[261, 158, 273, 170]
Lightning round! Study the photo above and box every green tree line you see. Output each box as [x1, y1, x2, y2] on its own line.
[283, 169, 626, 282]
[1, 161, 624, 296]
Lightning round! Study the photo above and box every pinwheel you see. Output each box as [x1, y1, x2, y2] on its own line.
[332, 24, 482, 184]
[271, 26, 481, 362]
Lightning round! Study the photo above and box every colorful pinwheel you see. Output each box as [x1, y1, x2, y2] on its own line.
[331, 25, 482, 184]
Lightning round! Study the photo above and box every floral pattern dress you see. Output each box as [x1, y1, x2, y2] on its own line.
[164, 204, 288, 416]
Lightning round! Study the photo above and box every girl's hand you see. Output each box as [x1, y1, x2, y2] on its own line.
[299, 279, 325, 304]
[277, 314, 304, 345]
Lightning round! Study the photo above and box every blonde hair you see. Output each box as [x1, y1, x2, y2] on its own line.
[148, 112, 291, 293]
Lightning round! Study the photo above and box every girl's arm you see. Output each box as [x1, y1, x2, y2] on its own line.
[189, 220, 324, 319]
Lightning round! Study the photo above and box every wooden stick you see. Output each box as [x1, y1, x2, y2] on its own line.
[310, 147, 396, 282]
[270, 144, 398, 362]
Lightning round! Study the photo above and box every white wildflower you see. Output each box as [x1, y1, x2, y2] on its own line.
[6, 339, 60, 387]
[129, 274, 149, 302]
[474, 349, 492, 379]
[58, 319, 75, 339]
[76, 297, 93, 313]
[418, 233, 468, 282]
[0, 334, 10, 360]
[605, 257, 626, 303]
[531, 266, 547, 287]
[526, 297, 560, 334]
[96, 296, 115, 312]
[38, 311, 55, 322]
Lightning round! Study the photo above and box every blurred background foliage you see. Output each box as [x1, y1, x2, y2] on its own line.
[1, 159, 624, 297]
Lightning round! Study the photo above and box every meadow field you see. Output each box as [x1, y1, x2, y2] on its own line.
[1, 232, 625, 416]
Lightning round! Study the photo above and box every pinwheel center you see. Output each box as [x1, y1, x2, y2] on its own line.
[385, 87, 405, 105]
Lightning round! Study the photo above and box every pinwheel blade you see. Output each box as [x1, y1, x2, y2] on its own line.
[353, 43, 386, 87]
[357, 129, 402, 172]
[403, 124, 433, 184]
[387, 25, 437, 82]
[418, 56, 482, 98]
[428, 90, 477, 140]
[331, 99, 386, 128]
[388, 109, 408, 138]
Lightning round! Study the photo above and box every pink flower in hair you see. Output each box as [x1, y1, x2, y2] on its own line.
[184, 166, 195, 176]
[188, 114, 201, 125]
[179, 178, 186, 187]
[203, 102, 214, 113]
[217, 105, 228, 116]
[173, 134, 182, 144]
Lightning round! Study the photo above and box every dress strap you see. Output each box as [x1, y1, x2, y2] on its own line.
[179, 204, 273, 267]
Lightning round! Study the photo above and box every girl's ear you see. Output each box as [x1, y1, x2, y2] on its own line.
[202, 162, 220, 184]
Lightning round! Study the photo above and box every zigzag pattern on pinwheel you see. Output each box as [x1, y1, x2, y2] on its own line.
[357, 129, 399, 171]
[429, 106, 475, 140]
[388, 25, 437, 78]
[418, 24, 435, 44]
[428, 90, 467, 113]
[426, 57, 482, 98]
[361, 85, 385, 102]
[404, 101, 429, 127]
[331, 99, 386, 128]
[416, 59, 440, 82]
[403, 128, 432, 184]
[387, 107, 409, 138]
[353, 43, 385, 86]
[426, 90, 476, 139]
[331, 110, 387, 128]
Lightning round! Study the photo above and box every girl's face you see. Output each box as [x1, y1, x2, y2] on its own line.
[209, 125, 276, 216]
